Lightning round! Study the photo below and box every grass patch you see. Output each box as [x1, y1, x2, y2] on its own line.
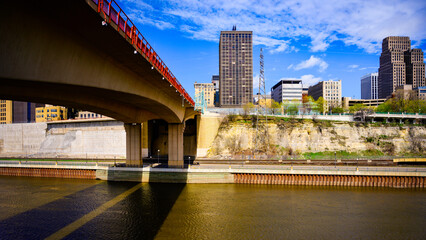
[303, 150, 387, 160]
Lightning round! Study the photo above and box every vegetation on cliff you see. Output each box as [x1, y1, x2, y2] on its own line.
[208, 115, 425, 159]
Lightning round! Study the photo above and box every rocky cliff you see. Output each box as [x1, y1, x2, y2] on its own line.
[208, 117, 426, 158]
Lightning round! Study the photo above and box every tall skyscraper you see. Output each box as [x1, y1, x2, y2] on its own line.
[378, 36, 425, 98]
[361, 73, 378, 99]
[219, 28, 253, 107]
[405, 49, 425, 88]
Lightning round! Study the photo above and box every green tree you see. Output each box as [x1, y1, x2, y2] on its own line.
[313, 97, 325, 114]
[349, 103, 365, 113]
[302, 96, 315, 114]
[287, 100, 299, 115]
[375, 101, 392, 113]
[269, 100, 281, 115]
[242, 102, 255, 116]
[331, 107, 344, 114]
[375, 90, 426, 113]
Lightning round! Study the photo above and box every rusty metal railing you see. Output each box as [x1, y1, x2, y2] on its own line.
[91, 0, 194, 106]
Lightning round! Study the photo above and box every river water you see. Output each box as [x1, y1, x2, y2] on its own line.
[0, 176, 424, 239]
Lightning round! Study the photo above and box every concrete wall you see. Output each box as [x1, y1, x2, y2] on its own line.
[196, 114, 224, 157]
[0, 120, 126, 158]
[0, 113, 223, 159]
[0, 122, 46, 155]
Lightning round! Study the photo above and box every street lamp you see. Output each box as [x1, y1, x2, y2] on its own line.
[334, 151, 337, 168]
[157, 149, 160, 164]
[356, 157, 359, 171]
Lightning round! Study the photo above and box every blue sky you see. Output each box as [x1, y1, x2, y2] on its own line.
[117, 0, 426, 99]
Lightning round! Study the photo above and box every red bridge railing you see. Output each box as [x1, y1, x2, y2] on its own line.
[91, 0, 195, 106]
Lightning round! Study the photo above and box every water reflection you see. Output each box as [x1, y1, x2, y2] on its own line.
[0, 177, 425, 240]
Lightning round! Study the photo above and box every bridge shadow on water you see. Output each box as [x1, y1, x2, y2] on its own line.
[0, 172, 188, 240]
[71, 162, 190, 240]
[64, 181, 188, 240]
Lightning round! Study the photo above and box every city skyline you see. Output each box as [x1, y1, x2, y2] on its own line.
[117, 0, 426, 99]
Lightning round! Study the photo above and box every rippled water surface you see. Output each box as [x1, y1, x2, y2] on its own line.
[0, 176, 425, 239]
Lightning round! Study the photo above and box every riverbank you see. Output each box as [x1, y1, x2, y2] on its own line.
[0, 162, 424, 188]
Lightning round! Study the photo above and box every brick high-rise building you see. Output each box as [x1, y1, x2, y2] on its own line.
[405, 48, 425, 88]
[219, 28, 253, 107]
[308, 80, 342, 112]
[378, 36, 425, 98]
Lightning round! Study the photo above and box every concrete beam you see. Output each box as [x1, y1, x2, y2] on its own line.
[124, 123, 142, 167]
[168, 123, 184, 168]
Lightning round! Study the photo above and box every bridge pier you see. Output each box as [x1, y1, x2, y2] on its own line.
[125, 123, 142, 167]
[168, 123, 184, 168]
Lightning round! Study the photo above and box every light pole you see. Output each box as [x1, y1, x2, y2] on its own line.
[356, 157, 359, 171]
[157, 149, 160, 164]
[334, 151, 337, 168]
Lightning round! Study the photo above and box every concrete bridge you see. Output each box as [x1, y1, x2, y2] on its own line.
[0, 0, 199, 167]
[355, 112, 426, 124]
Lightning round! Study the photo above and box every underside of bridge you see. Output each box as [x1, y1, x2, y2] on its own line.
[0, 1, 199, 167]
[125, 118, 198, 167]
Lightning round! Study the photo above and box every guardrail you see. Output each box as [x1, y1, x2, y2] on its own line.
[229, 165, 426, 173]
[90, 0, 194, 106]
[0, 160, 112, 167]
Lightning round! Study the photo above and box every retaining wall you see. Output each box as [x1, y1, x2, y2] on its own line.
[0, 167, 96, 179]
[0, 165, 424, 188]
[0, 120, 126, 158]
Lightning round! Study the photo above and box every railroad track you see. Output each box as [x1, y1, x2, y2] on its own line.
[194, 159, 396, 166]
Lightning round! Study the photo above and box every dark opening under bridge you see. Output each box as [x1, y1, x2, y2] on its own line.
[0, 0, 200, 167]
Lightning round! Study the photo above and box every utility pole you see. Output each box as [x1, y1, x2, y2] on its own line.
[255, 48, 268, 158]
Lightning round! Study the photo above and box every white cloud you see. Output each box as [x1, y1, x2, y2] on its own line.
[122, 0, 426, 54]
[359, 66, 378, 71]
[289, 56, 328, 72]
[281, 74, 322, 86]
[301, 74, 322, 86]
[253, 74, 260, 90]
[348, 64, 359, 69]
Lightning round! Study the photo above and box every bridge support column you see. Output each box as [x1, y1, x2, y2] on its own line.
[168, 123, 184, 168]
[125, 123, 142, 167]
